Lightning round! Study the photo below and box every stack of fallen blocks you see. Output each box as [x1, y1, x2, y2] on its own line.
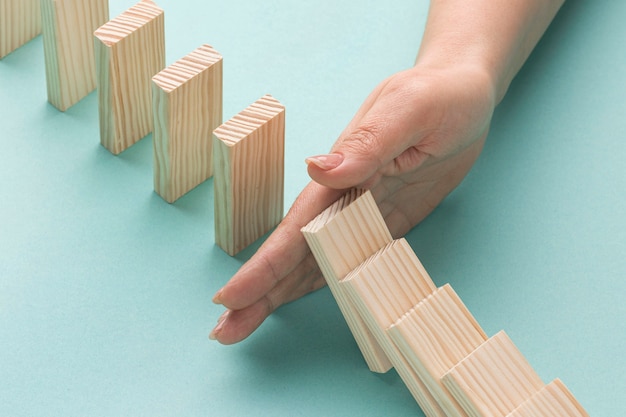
[302, 189, 589, 417]
[2, 0, 284, 257]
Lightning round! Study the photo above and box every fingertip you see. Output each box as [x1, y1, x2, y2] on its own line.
[307, 154, 377, 190]
[212, 288, 223, 305]
[304, 153, 344, 171]
[209, 310, 230, 342]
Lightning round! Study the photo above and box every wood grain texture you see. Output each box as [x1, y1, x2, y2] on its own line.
[94, 0, 165, 155]
[41, 0, 109, 111]
[213, 94, 284, 256]
[0, 0, 41, 59]
[388, 284, 488, 417]
[301, 189, 393, 373]
[442, 331, 545, 417]
[341, 238, 445, 417]
[507, 379, 589, 417]
[152, 44, 222, 203]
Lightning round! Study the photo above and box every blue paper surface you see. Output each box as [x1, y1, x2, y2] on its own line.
[1, 1, 624, 416]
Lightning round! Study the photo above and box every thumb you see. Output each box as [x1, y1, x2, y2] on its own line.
[306, 116, 405, 190]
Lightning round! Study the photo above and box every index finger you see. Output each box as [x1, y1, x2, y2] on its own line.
[212, 181, 345, 310]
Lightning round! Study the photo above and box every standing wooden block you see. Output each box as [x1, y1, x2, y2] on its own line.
[301, 188, 393, 373]
[507, 379, 589, 417]
[442, 331, 545, 417]
[41, 0, 109, 111]
[152, 44, 223, 203]
[388, 284, 488, 417]
[213, 94, 285, 255]
[341, 239, 444, 417]
[0, 0, 41, 59]
[94, 0, 165, 155]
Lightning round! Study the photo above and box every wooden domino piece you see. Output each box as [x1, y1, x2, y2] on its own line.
[388, 284, 488, 417]
[507, 379, 589, 417]
[213, 94, 285, 256]
[41, 0, 109, 111]
[442, 331, 545, 417]
[152, 44, 223, 203]
[341, 238, 445, 417]
[0, 0, 41, 59]
[301, 188, 393, 373]
[94, 0, 165, 155]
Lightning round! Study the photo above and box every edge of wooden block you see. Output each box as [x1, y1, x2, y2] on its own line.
[441, 330, 545, 417]
[506, 378, 589, 417]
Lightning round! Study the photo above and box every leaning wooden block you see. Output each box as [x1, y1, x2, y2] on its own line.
[41, 0, 109, 111]
[507, 379, 589, 417]
[442, 331, 545, 417]
[94, 0, 165, 155]
[341, 238, 444, 417]
[0, 0, 41, 59]
[213, 94, 284, 256]
[152, 44, 222, 203]
[301, 188, 392, 373]
[388, 284, 488, 417]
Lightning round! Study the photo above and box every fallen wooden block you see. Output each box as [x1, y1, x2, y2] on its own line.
[442, 331, 545, 417]
[213, 94, 285, 256]
[507, 378, 589, 417]
[0, 0, 41, 59]
[388, 284, 488, 417]
[341, 238, 445, 417]
[94, 0, 165, 155]
[41, 0, 109, 111]
[152, 44, 223, 203]
[301, 188, 392, 373]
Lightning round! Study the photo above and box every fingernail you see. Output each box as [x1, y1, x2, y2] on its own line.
[212, 289, 223, 305]
[305, 153, 344, 170]
[216, 310, 229, 324]
[209, 311, 230, 340]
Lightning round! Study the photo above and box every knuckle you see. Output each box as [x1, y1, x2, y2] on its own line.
[341, 121, 385, 155]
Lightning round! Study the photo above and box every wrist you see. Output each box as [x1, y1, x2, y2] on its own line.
[409, 60, 498, 109]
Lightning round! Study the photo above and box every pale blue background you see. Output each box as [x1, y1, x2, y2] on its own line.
[1, 1, 624, 416]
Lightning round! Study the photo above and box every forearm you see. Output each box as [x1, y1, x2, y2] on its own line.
[415, 0, 565, 103]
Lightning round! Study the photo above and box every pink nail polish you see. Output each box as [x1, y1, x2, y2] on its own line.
[305, 153, 344, 170]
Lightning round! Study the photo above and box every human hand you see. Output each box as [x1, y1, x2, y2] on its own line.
[210, 64, 496, 344]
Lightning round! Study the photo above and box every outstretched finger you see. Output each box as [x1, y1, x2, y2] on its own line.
[212, 182, 344, 311]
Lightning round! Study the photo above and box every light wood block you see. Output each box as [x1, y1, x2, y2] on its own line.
[388, 284, 488, 417]
[152, 44, 223, 203]
[0, 0, 41, 59]
[341, 238, 445, 417]
[41, 0, 109, 111]
[301, 188, 393, 373]
[442, 331, 545, 417]
[94, 0, 165, 155]
[507, 379, 589, 417]
[213, 94, 285, 256]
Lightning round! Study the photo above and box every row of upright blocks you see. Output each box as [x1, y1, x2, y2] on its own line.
[302, 189, 589, 417]
[2, 0, 284, 256]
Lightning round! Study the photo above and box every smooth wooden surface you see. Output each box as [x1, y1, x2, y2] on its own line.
[302, 189, 393, 373]
[213, 94, 285, 256]
[152, 44, 222, 203]
[0, 0, 41, 59]
[389, 284, 488, 417]
[442, 331, 545, 417]
[507, 379, 589, 417]
[41, 0, 109, 111]
[94, 0, 165, 155]
[342, 238, 443, 417]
